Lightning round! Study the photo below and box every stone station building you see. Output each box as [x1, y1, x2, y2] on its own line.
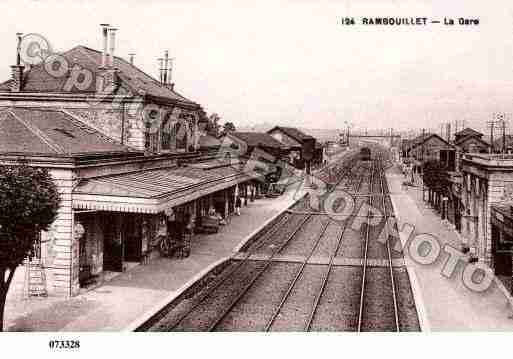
[460, 153, 513, 289]
[0, 28, 262, 297]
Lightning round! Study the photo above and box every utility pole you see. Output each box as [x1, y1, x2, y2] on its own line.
[488, 117, 495, 154]
[502, 117, 506, 154]
[421, 128, 425, 201]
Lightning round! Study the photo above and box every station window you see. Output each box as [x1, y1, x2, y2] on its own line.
[161, 114, 173, 150]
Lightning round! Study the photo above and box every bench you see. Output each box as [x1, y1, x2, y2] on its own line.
[195, 216, 220, 234]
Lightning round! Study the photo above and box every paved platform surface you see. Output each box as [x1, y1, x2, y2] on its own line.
[387, 165, 513, 331]
[4, 186, 305, 332]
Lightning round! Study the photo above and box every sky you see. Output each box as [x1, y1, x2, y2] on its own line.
[1, 0, 512, 134]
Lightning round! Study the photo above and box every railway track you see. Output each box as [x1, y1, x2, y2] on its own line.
[264, 167, 365, 331]
[138, 146, 420, 332]
[357, 155, 400, 332]
[147, 155, 358, 332]
[304, 169, 365, 331]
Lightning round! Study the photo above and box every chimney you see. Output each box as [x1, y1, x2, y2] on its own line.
[167, 58, 173, 86]
[129, 53, 135, 65]
[100, 24, 110, 68]
[16, 32, 22, 65]
[163, 50, 169, 85]
[158, 58, 164, 84]
[97, 27, 120, 95]
[108, 27, 117, 68]
[11, 33, 24, 92]
[446, 123, 451, 142]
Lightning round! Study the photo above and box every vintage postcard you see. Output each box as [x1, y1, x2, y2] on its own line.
[0, 0, 511, 357]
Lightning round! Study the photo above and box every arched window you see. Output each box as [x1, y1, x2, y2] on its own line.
[144, 110, 159, 153]
[161, 113, 173, 150]
[175, 120, 188, 150]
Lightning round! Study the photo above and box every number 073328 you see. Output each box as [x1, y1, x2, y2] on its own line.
[48, 340, 80, 350]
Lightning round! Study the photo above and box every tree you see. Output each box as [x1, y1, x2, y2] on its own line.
[206, 113, 221, 137]
[0, 162, 60, 331]
[422, 160, 452, 209]
[222, 121, 236, 134]
[422, 160, 451, 194]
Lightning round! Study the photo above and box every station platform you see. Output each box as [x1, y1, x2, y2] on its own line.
[4, 185, 306, 332]
[387, 165, 513, 331]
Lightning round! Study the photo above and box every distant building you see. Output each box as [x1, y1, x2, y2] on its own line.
[198, 133, 222, 152]
[453, 128, 490, 154]
[402, 133, 457, 170]
[222, 131, 291, 160]
[267, 126, 324, 169]
[454, 127, 484, 144]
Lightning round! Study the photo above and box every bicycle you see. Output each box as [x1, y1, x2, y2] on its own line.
[154, 234, 182, 258]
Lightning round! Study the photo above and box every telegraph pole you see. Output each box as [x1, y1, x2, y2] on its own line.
[502, 117, 506, 154]
[487, 113, 507, 154]
[488, 117, 495, 154]
[421, 128, 425, 201]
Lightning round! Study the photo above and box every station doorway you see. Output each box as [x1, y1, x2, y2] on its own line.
[492, 225, 512, 275]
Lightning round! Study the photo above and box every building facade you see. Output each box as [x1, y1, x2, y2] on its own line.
[267, 126, 323, 169]
[0, 29, 262, 297]
[460, 154, 513, 274]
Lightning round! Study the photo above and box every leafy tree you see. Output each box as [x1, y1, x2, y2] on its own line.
[422, 160, 451, 195]
[206, 113, 221, 137]
[0, 162, 60, 331]
[222, 121, 236, 134]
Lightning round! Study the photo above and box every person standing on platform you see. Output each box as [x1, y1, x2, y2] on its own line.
[235, 196, 242, 216]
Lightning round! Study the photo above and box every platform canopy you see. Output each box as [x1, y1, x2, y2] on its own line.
[73, 160, 262, 214]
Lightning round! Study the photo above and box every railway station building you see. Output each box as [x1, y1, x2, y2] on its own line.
[0, 29, 263, 297]
[459, 153, 513, 289]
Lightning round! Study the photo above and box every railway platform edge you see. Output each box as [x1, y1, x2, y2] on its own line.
[386, 170, 431, 333]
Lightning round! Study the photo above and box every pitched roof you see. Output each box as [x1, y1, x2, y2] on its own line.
[455, 127, 483, 138]
[455, 133, 490, 147]
[0, 46, 199, 107]
[267, 126, 315, 143]
[0, 107, 137, 156]
[403, 132, 432, 150]
[406, 133, 455, 151]
[199, 134, 221, 148]
[230, 132, 289, 149]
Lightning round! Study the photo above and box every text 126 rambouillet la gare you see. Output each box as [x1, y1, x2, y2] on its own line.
[338, 17, 479, 26]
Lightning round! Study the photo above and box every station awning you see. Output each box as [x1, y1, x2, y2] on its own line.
[73, 161, 262, 214]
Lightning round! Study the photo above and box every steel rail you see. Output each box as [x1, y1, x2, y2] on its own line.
[143, 153, 358, 331]
[304, 167, 366, 331]
[379, 160, 400, 332]
[163, 210, 300, 331]
[357, 157, 375, 332]
[262, 217, 329, 331]
[210, 156, 360, 332]
[207, 214, 312, 331]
